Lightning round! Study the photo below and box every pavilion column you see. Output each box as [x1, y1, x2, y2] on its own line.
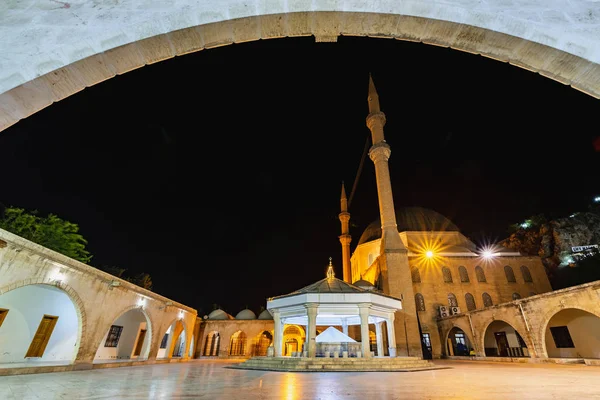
[386, 312, 397, 357]
[375, 321, 384, 357]
[273, 310, 283, 357]
[306, 304, 318, 358]
[342, 319, 348, 336]
[359, 304, 371, 358]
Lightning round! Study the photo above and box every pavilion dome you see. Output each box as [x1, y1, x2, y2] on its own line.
[352, 279, 375, 291]
[258, 309, 273, 320]
[358, 207, 459, 245]
[235, 309, 257, 320]
[208, 309, 233, 320]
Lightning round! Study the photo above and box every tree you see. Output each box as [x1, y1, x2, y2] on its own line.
[99, 266, 153, 290]
[0, 207, 92, 263]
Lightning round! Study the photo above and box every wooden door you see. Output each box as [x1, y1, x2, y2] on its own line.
[25, 315, 58, 358]
[0, 309, 8, 328]
[494, 332, 509, 357]
[133, 329, 147, 356]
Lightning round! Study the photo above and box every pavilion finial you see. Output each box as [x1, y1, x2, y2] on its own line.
[326, 257, 335, 279]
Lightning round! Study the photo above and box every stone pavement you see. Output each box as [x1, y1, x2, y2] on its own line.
[1, 359, 599, 399]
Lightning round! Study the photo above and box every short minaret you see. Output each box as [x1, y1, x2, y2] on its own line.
[339, 182, 352, 283]
[366, 74, 422, 358]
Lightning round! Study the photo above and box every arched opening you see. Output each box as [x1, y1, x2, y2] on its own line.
[544, 308, 600, 359]
[229, 330, 247, 356]
[202, 331, 220, 356]
[484, 320, 529, 358]
[158, 319, 186, 359]
[368, 330, 378, 356]
[446, 327, 472, 357]
[252, 331, 272, 356]
[283, 325, 305, 356]
[94, 308, 151, 362]
[0, 284, 81, 365]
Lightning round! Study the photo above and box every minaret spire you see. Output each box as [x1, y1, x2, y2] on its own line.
[338, 181, 352, 283]
[368, 73, 381, 114]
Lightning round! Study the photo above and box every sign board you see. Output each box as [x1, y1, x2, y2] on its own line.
[571, 245, 599, 252]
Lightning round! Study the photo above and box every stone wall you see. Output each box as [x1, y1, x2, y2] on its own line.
[438, 280, 600, 360]
[0, 228, 197, 369]
[197, 320, 274, 358]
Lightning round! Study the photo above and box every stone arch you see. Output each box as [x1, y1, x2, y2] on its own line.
[538, 304, 600, 359]
[480, 318, 533, 358]
[0, 279, 87, 362]
[442, 321, 475, 357]
[161, 317, 189, 358]
[2, 8, 598, 133]
[93, 304, 155, 361]
[203, 331, 221, 356]
[229, 330, 247, 356]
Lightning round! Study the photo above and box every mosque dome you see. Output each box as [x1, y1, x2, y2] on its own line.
[357, 207, 459, 245]
[353, 279, 375, 291]
[258, 309, 273, 320]
[208, 309, 233, 320]
[235, 309, 257, 320]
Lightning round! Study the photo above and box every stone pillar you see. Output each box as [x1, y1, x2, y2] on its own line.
[342, 319, 348, 336]
[359, 304, 371, 358]
[273, 310, 283, 357]
[375, 321, 384, 357]
[306, 304, 318, 358]
[387, 313, 397, 357]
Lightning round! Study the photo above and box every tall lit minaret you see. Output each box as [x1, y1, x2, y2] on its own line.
[339, 182, 352, 283]
[366, 74, 422, 358]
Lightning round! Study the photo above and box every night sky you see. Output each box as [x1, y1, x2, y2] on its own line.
[1, 36, 598, 316]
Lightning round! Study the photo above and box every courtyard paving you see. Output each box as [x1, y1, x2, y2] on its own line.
[1, 359, 599, 399]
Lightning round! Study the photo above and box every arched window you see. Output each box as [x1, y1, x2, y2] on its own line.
[475, 266, 486, 282]
[458, 266, 470, 283]
[465, 293, 476, 311]
[442, 267, 453, 283]
[447, 293, 458, 307]
[504, 265, 516, 283]
[512, 292, 522, 300]
[482, 292, 493, 307]
[520, 265, 533, 283]
[229, 331, 247, 356]
[411, 267, 421, 283]
[415, 293, 425, 311]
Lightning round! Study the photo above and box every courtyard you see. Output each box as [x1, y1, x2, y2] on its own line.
[1, 360, 599, 399]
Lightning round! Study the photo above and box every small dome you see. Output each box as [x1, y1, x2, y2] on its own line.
[258, 309, 273, 320]
[235, 309, 257, 320]
[208, 309, 232, 320]
[358, 207, 459, 245]
[353, 279, 375, 290]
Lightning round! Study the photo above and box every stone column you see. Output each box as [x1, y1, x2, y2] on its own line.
[342, 319, 348, 336]
[273, 310, 283, 357]
[387, 313, 397, 357]
[306, 304, 318, 358]
[359, 304, 371, 358]
[375, 321, 384, 357]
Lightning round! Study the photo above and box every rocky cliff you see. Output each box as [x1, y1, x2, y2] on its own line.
[500, 211, 600, 273]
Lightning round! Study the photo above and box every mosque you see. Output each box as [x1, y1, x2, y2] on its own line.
[0, 77, 598, 376]
[196, 78, 570, 362]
